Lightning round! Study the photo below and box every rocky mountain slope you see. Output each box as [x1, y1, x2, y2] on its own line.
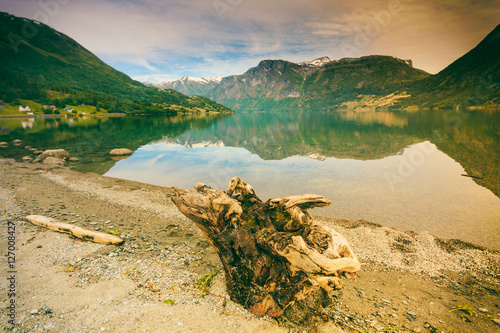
[206, 55, 428, 111]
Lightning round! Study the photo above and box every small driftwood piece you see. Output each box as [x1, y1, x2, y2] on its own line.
[171, 177, 360, 318]
[25, 215, 124, 245]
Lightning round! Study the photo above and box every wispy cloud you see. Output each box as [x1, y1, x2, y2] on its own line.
[1, 0, 498, 78]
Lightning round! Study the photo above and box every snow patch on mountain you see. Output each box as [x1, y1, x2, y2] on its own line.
[181, 76, 223, 84]
[298, 56, 333, 67]
[156, 76, 222, 85]
[152, 76, 222, 86]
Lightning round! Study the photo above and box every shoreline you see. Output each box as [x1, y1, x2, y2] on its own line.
[0, 113, 127, 119]
[1, 159, 499, 332]
[0, 111, 231, 119]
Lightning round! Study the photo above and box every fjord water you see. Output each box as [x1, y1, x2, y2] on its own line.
[1, 110, 499, 249]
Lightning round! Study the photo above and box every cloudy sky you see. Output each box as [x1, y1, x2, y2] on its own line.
[1, 0, 499, 82]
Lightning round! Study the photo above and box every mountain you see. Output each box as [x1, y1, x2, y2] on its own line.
[205, 55, 429, 111]
[147, 26, 500, 112]
[145, 76, 222, 96]
[406, 24, 500, 108]
[0, 12, 232, 114]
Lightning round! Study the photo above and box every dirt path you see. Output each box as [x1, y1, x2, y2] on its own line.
[1, 159, 499, 332]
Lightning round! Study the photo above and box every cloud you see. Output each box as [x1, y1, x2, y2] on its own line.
[307, 22, 350, 36]
[135, 57, 157, 72]
[1, 0, 499, 77]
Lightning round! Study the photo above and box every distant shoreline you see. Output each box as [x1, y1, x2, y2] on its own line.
[0, 113, 127, 119]
[0, 111, 230, 119]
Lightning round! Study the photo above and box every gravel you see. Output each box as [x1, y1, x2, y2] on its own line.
[1, 158, 499, 333]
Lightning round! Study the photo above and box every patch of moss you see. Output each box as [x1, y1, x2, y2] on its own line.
[239, 197, 263, 228]
[230, 263, 254, 305]
[271, 205, 292, 231]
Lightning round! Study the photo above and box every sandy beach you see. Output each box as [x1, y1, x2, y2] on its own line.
[1, 158, 499, 332]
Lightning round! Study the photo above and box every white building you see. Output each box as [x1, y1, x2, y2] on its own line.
[19, 105, 31, 112]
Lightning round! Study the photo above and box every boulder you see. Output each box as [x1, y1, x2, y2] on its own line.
[110, 148, 133, 156]
[12, 139, 22, 145]
[69, 157, 80, 162]
[0, 142, 7, 148]
[22, 156, 33, 161]
[43, 157, 65, 166]
[39, 149, 70, 160]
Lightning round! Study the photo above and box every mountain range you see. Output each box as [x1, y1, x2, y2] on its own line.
[207, 55, 429, 111]
[147, 56, 429, 111]
[145, 76, 222, 96]
[148, 25, 500, 111]
[0, 12, 232, 114]
[1, 11, 498, 113]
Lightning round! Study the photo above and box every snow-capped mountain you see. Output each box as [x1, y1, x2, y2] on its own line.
[145, 76, 222, 96]
[297, 56, 333, 67]
[142, 55, 427, 112]
[207, 55, 428, 111]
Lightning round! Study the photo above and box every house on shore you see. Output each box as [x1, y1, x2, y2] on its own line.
[43, 105, 57, 111]
[19, 105, 31, 112]
[0, 101, 6, 109]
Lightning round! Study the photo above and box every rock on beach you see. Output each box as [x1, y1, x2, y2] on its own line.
[43, 156, 65, 166]
[39, 149, 71, 160]
[110, 148, 133, 156]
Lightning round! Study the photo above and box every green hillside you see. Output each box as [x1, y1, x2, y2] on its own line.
[0, 12, 232, 114]
[405, 24, 500, 108]
[207, 56, 429, 111]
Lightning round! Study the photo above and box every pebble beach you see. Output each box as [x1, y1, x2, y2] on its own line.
[1, 158, 499, 332]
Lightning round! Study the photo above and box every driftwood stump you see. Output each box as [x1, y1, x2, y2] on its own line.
[171, 177, 360, 318]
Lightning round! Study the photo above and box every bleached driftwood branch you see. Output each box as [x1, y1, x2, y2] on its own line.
[171, 177, 360, 318]
[26, 215, 124, 245]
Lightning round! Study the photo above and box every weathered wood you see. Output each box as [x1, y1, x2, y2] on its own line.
[171, 177, 360, 318]
[26, 215, 124, 245]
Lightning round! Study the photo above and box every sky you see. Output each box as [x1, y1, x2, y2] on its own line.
[1, 0, 499, 82]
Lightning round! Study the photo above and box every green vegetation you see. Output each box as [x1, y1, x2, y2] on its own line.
[0, 12, 232, 115]
[208, 56, 430, 111]
[196, 269, 218, 296]
[0, 99, 108, 116]
[162, 299, 175, 305]
[401, 24, 500, 109]
[450, 304, 477, 317]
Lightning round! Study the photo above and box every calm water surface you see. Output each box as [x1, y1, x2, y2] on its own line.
[1, 110, 499, 249]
